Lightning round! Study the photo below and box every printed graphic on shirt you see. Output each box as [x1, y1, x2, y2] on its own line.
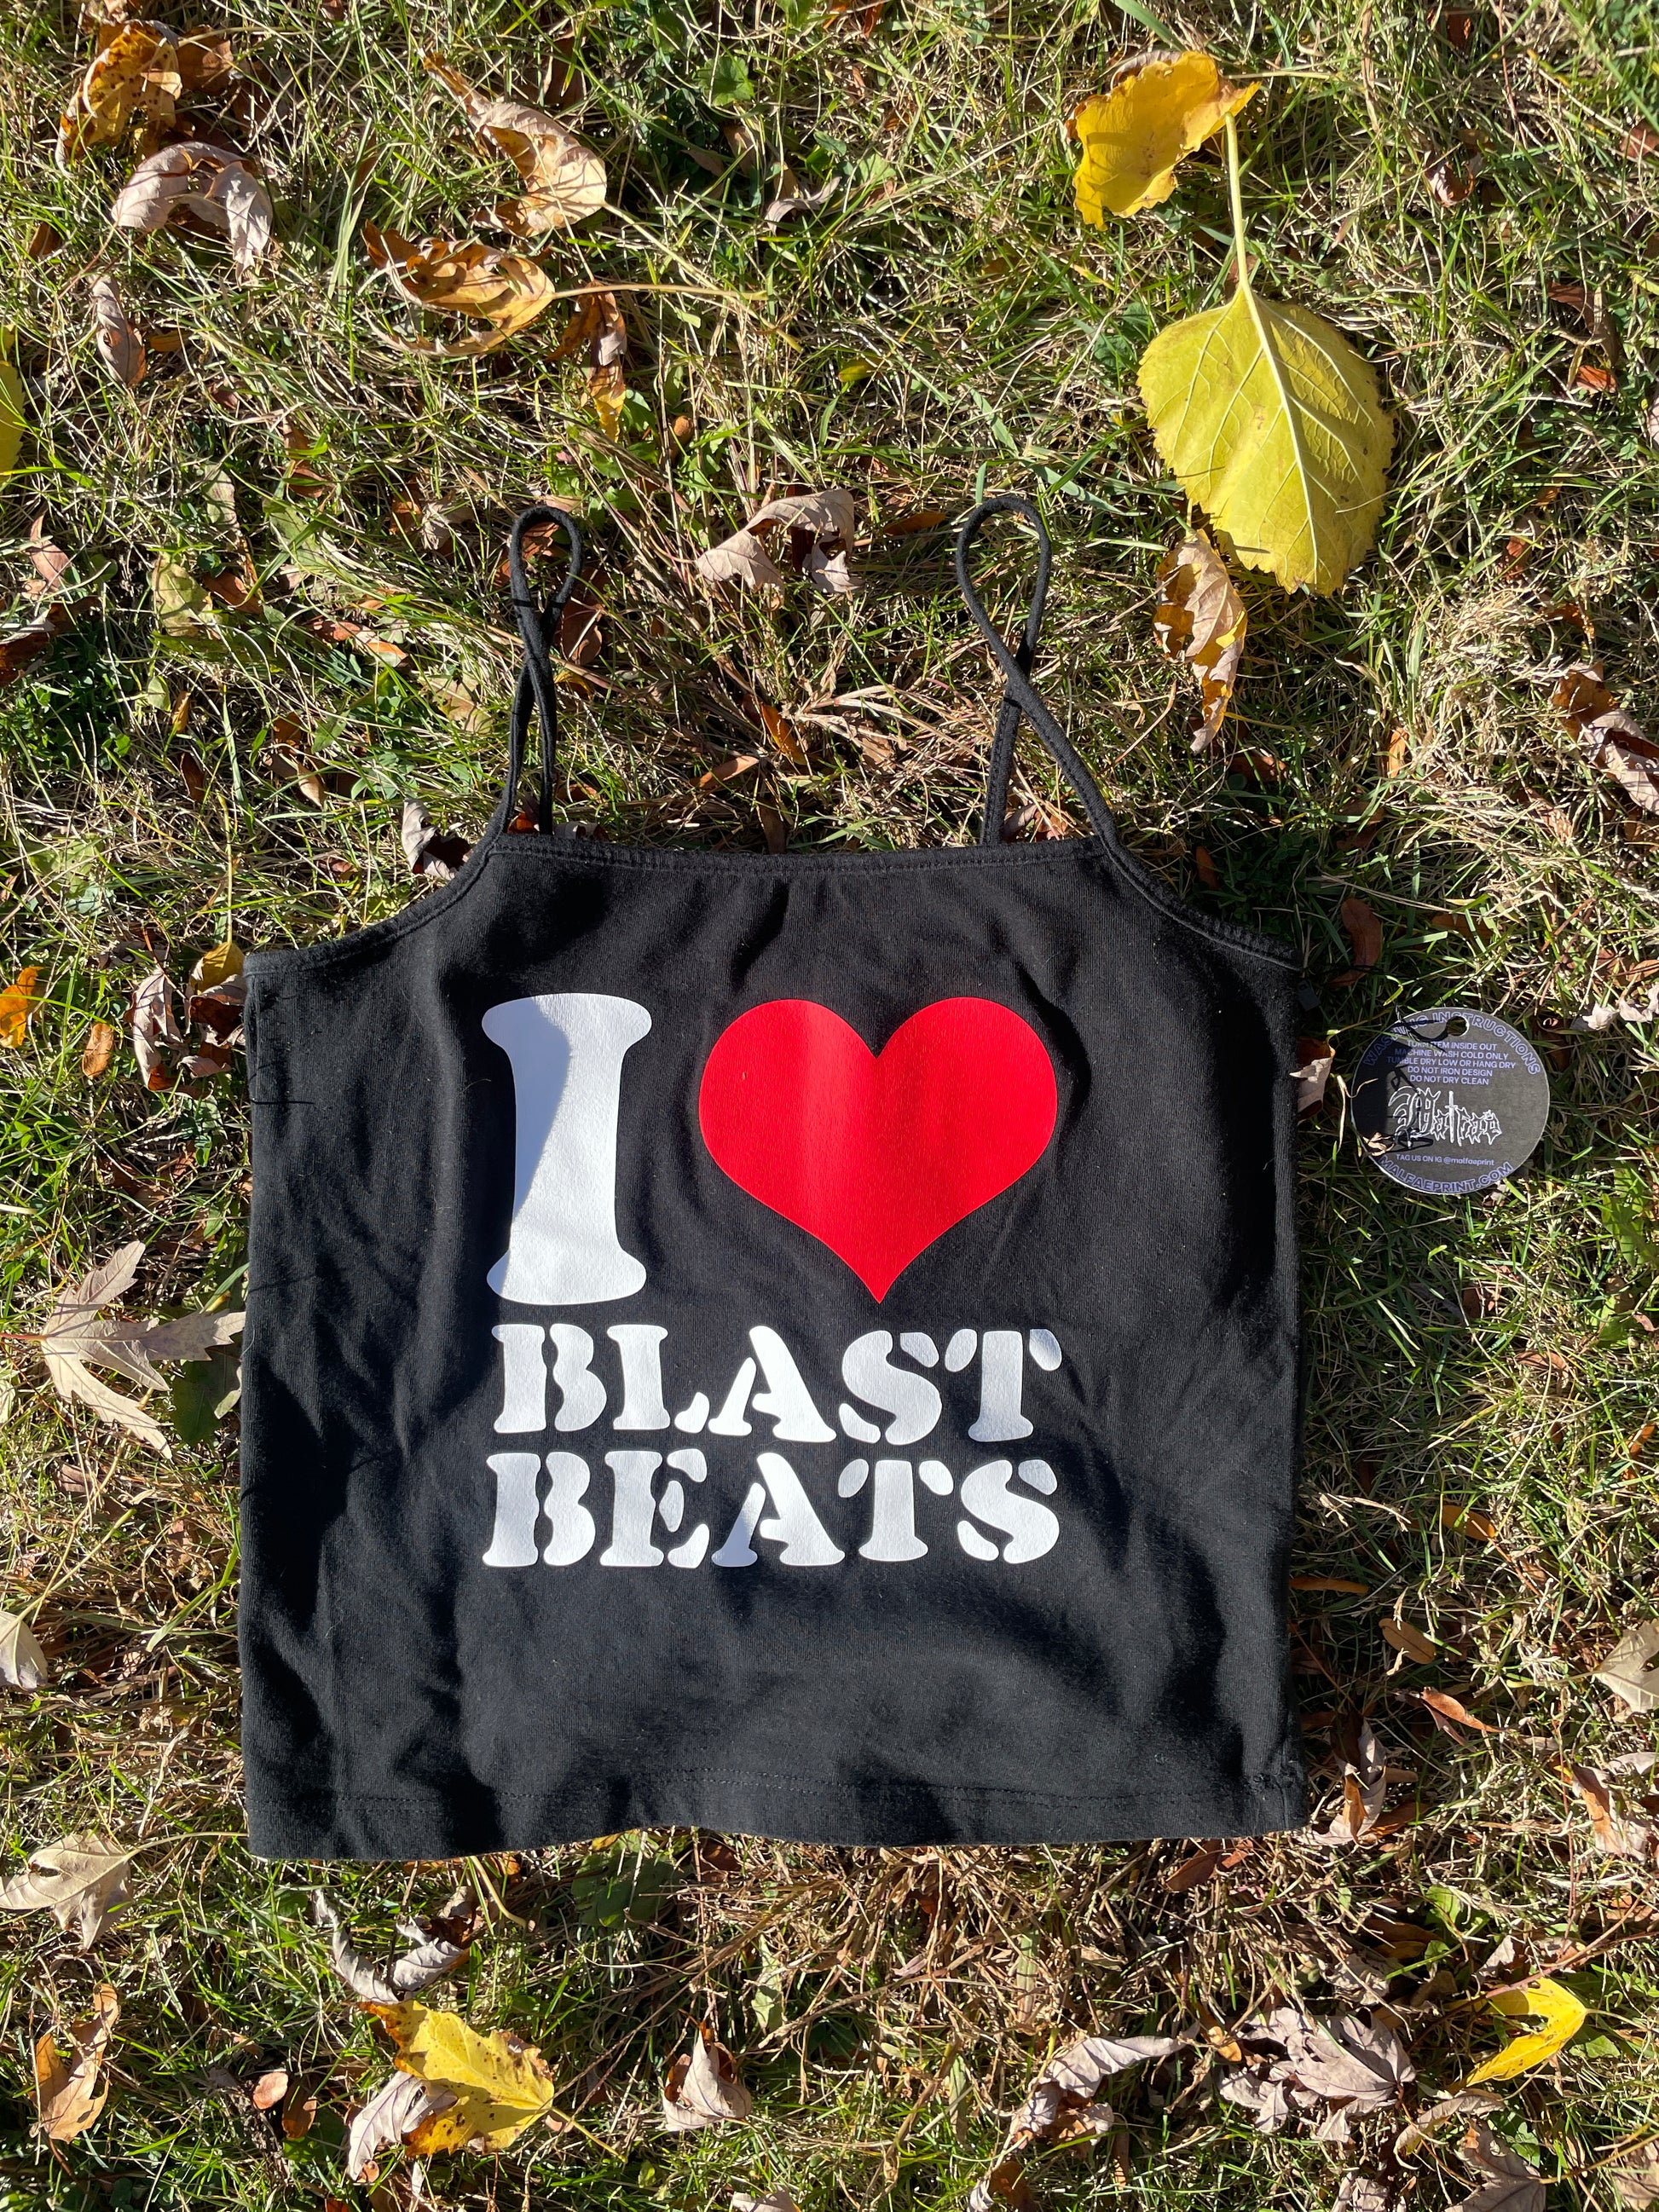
[698, 997, 1058, 1298]
[481, 990, 1068, 1573]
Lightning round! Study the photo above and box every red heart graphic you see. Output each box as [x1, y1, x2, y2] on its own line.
[698, 997, 1057, 1300]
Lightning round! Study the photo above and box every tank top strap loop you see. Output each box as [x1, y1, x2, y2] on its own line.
[953, 493, 1116, 846]
[502, 505, 585, 835]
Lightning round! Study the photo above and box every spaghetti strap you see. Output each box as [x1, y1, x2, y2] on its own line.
[502, 505, 585, 835]
[954, 494, 1116, 846]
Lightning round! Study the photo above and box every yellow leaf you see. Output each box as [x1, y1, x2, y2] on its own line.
[0, 355, 24, 477]
[373, 2001, 555, 2152]
[1465, 1977, 1587, 2084]
[364, 225, 557, 356]
[423, 54, 606, 236]
[1139, 286, 1392, 594]
[0, 967, 39, 1048]
[1073, 53, 1258, 223]
[190, 939, 245, 990]
[1153, 531, 1245, 748]
[57, 21, 177, 166]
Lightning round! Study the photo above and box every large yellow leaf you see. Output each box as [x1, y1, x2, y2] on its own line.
[1073, 53, 1257, 223]
[1465, 1977, 1587, 2085]
[364, 225, 557, 356]
[373, 2001, 555, 2151]
[1139, 286, 1392, 594]
[0, 356, 24, 477]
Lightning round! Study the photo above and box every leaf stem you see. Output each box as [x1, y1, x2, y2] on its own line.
[1224, 113, 1251, 296]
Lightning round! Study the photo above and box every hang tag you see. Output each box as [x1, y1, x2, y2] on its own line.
[1353, 1007, 1550, 1198]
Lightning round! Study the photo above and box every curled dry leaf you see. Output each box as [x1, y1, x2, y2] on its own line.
[1553, 662, 1659, 814]
[113, 141, 272, 280]
[133, 965, 182, 1089]
[1333, 895, 1381, 984]
[763, 166, 837, 222]
[662, 2025, 753, 2132]
[1569, 1754, 1658, 1861]
[423, 54, 606, 236]
[365, 224, 556, 356]
[0, 967, 40, 1048]
[0, 1605, 49, 1687]
[1612, 2149, 1659, 2210]
[968, 2034, 1179, 2211]
[554, 288, 628, 439]
[368, 1999, 556, 2155]
[1380, 1614, 1436, 1663]
[0, 1834, 130, 1948]
[314, 1887, 473, 2002]
[0, 606, 73, 685]
[1465, 1976, 1587, 2085]
[35, 1238, 246, 1453]
[1333, 2178, 1396, 2212]
[402, 800, 471, 884]
[1294, 1037, 1332, 1114]
[90, 274, 145, 386]
[1221, 2006, 1412, 2144]
[347, 2069, 453, 2183]
[58, 20, 176, 165]
[697, 488, 859, 595]
[1140, 283, 1392, 596]
[1594, 1620, 1659, 1711]
[1154, 530, 1246, 748]
[1302, 1717, 1386, 1847]
[1451, 2119, 1546, 2212]
[1072, 51, 1258, 222]
[1393, 2088, 1503, 2159]
[1418, 1688, 1495, 1735]
[33, 1984, 119, 2142]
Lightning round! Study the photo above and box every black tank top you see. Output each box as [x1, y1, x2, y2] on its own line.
[239, 495, 1309, 1857]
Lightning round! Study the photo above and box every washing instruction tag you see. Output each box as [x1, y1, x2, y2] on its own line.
[1353, 1007, 1549, 1197]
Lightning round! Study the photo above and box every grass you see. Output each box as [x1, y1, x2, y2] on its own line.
[3, 0, 1659, 2203]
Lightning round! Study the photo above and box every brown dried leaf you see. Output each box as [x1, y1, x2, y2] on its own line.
[250, 2068, 289, 2110]
[1594, 1620, 1659, 1712]
[1165, 1842, 1223, 1891]
[33, 1985, 119, 2141]
[0, 1607, 49, 1688]
[1338, 895, 1382, 975]
[113, 141, 272, 279]
[1553, 661, 1659, 814]
[553, 288, 628, 436]
[1153, 530, 1246, 749]
[1380, 1616, 1437, 1663]
[1302, 1717, 1386, 1847]
[402, 799, 471, 883]
[697, 488, 858, 594]
[0, 1835, 130, 1948]
[35, 1238, 245, 1453]
[1294, 1037, 1332, 1114]
[1221, 2006, 1412, 2144]
[0, 967, 40, 1048]
[0, 605, 73, 685]
[1426, 150, 1475, 205]
[662, 2026, 753, 2132]
[347, 2070, 452, 2183]
[762, 166, 836, 222]
[422, 54, 606, 235]
[313, 1887, 474, 2002]
[133, 965, 182, 1090]
[1418, 1688, 1495, 1735]
[968, 2034, 1180, 2211]
[364, 223, 556, 355]
[1569, 1756, 1658, 1860]
[1450, 2120, 1545, 2212]
[90, 274, 145, 385]
[81, 1019, 116, 1078]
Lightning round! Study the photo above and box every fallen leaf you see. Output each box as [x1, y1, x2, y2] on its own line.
[251, 2067, 289, 2110]
[402, 799, 471, 883]
[1294, 1039, 1333, 1113]
[0, 967, 40, 1048]
[370, 1999, 556, 2154]
[133, 965, 184, 1090]
[697, 488, 859, 594]
[90, 274, 145, 386]
[113, 141, 272, 279]
[314, 1888, 473, 2002]
[763, 166, 836, 221]
[1335, 896, 1382, 981]
[282, 2085, 318, 2140]
[34, 1239, 246, 1453]
[33, 1985, 119, 2141]
[0, 1834, 130, 1947]
[1153, 530, 1245, 749]
[1569, 1756, 1658, 1861]
[28, 515, 72, 597]
[1140, 285, 1392, 596]
[347, 2069, 452, 2183]
[423, 54, 606, 236]
[1291, 1576, 1368, 1593]
[1595, 1620, 1659, 1712]
[1626, 123, 1659, 159]
[1393, 2088, 1504, 2158]
[1222, 2007, 1412, 2143]
[1613, 2149, 1659, 2209]
[0, 1606, 48, 1687]
[1573, 361, 1617, 394]
[1552, 662, 1659, 815]
[1334, 2177, 1396, 2212]
[1465, 1976, 1587, 2085]
[1448, 2119, 1546, 2212]
[364, 224, 557, 356]
[1382, 725, 1410, 777]
[1425, 150, 1476, 205]
[1072, 52, 1258, 223]
[554, 287, 628, 437]
[1380, 1616, 1436, 1663]
[27, 220, 62, 259]
[1419, 1689, 1495, 1734]
[968, 2033, 1180, 2209]
[0, 607, 72, 684]
[1165, 1841, 1223, 1891]
[734, 2193, 802, 2212]
[0, 358, 24, 479]
[662, 2025, 754, 2131]
[57, 20, 178, 165]
[1302, 1717, 1387, 1847]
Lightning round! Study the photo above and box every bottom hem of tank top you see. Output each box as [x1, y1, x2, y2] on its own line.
[244, 1772, 1309, 1858]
